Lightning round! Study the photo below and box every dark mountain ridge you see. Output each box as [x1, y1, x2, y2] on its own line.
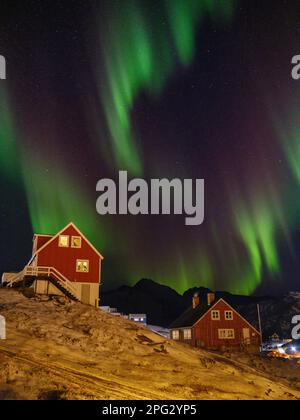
[101, 279, 300, 339]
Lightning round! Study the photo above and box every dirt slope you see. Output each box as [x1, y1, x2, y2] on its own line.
[0, 289, 299, 400]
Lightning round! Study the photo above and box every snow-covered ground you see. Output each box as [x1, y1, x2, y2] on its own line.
[146, 324, 170, 339]
[0, 289, 299, 400]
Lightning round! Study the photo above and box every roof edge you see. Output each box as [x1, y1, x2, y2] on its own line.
[32, 222, 104, 260]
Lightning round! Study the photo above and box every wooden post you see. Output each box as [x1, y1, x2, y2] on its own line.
[257, 304, 263, 347]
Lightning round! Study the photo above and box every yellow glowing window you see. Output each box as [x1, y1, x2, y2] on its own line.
[71, 236, 82, 248]
[183, 329, 192, 340]
[218, 329, 235, 339]
[76, 260, 89, 273]
[59, 235, 69, 247]
[172, 330, 180, 340]
[225, 311, 233, 320]
[211, 310, 220, 320]
[227, 329, 235, 338]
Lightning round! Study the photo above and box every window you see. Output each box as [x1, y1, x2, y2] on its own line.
[183, 329, 192, 340]
[218, 329, 226, 339]
[218, 329, 235, 339]
[211, 310, 220, 320]
[225, 311, 233, 320]
[59, 235, 69, 247]
[227, 329, 235, 338]
[71, 236, 82, 248]
[76, 260, 89, 273]
[172, 330, 180, 340]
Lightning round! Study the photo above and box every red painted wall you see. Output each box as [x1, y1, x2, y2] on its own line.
[35, 235, 53, 252]
[193, 300, 260, 348]
[36, 225, 101, 284]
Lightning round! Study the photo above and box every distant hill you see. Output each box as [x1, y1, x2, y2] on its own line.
[101, 279, 186, 327]
[101, 279, 300, 338]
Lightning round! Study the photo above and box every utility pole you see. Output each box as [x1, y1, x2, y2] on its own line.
[257, 304, 263, 347]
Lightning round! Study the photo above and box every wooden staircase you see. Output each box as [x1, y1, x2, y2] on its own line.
[4, 266, 79, 302]
[2, 270, 26, 287]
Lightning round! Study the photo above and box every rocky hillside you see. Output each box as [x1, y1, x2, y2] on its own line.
[0, 289, 300, 400]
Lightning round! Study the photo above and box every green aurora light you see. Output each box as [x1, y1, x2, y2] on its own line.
[3, 1, 299, 296]
[98, 0, 236, 174]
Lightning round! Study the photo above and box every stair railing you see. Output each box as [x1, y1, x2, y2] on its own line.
[24, 266, 78, 299]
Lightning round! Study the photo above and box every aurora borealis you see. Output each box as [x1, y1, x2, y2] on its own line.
[1, 0, 300, 295]
[98, 0, 235, 174]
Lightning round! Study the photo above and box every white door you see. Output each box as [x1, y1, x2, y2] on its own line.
[243, 328, 250, 344]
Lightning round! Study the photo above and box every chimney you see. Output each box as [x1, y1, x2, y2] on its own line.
[192, 293, 200, 309]
[207, 292, 215, 306]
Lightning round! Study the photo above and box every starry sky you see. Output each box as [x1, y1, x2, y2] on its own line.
[1, 0, 300, 295]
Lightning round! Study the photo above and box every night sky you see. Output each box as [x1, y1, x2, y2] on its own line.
[1, 0, 300, 295]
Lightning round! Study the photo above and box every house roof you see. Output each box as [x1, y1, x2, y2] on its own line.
[170, 297, 261, 335]
[169, 298, 222, 329]
[31, 222, 104, 260]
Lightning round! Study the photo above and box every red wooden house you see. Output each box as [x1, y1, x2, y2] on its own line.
[2, 222, 104, 307]
[170, 292, 261, 352]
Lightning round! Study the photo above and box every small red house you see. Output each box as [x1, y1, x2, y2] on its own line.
[170, 293, 261, 352]
[2, 222, 104, 307]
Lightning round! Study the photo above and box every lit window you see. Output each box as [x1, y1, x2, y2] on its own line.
[227, 329, 235, 338]
[71, 236, 82, 248]
[211, 310, 220, 320]
[218, 329, 235, 339]
[183, 329, 192, 340]
[225, 311, 233, 320]
[76, 260, 89, 273]
[59, 235, 69, 247]
[172, 330, 180, 340]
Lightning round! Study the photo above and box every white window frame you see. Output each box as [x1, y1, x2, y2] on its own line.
[211, 310, 220, 320]
[76, 259, 89, 273]
[172, 330, 180, 340]
[71, 236, 82, 248]
[59, 235, 69, 248]
[183, 329, 192, 340]
[218, 329, 235, 339]
[225, 310, 233, 320]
